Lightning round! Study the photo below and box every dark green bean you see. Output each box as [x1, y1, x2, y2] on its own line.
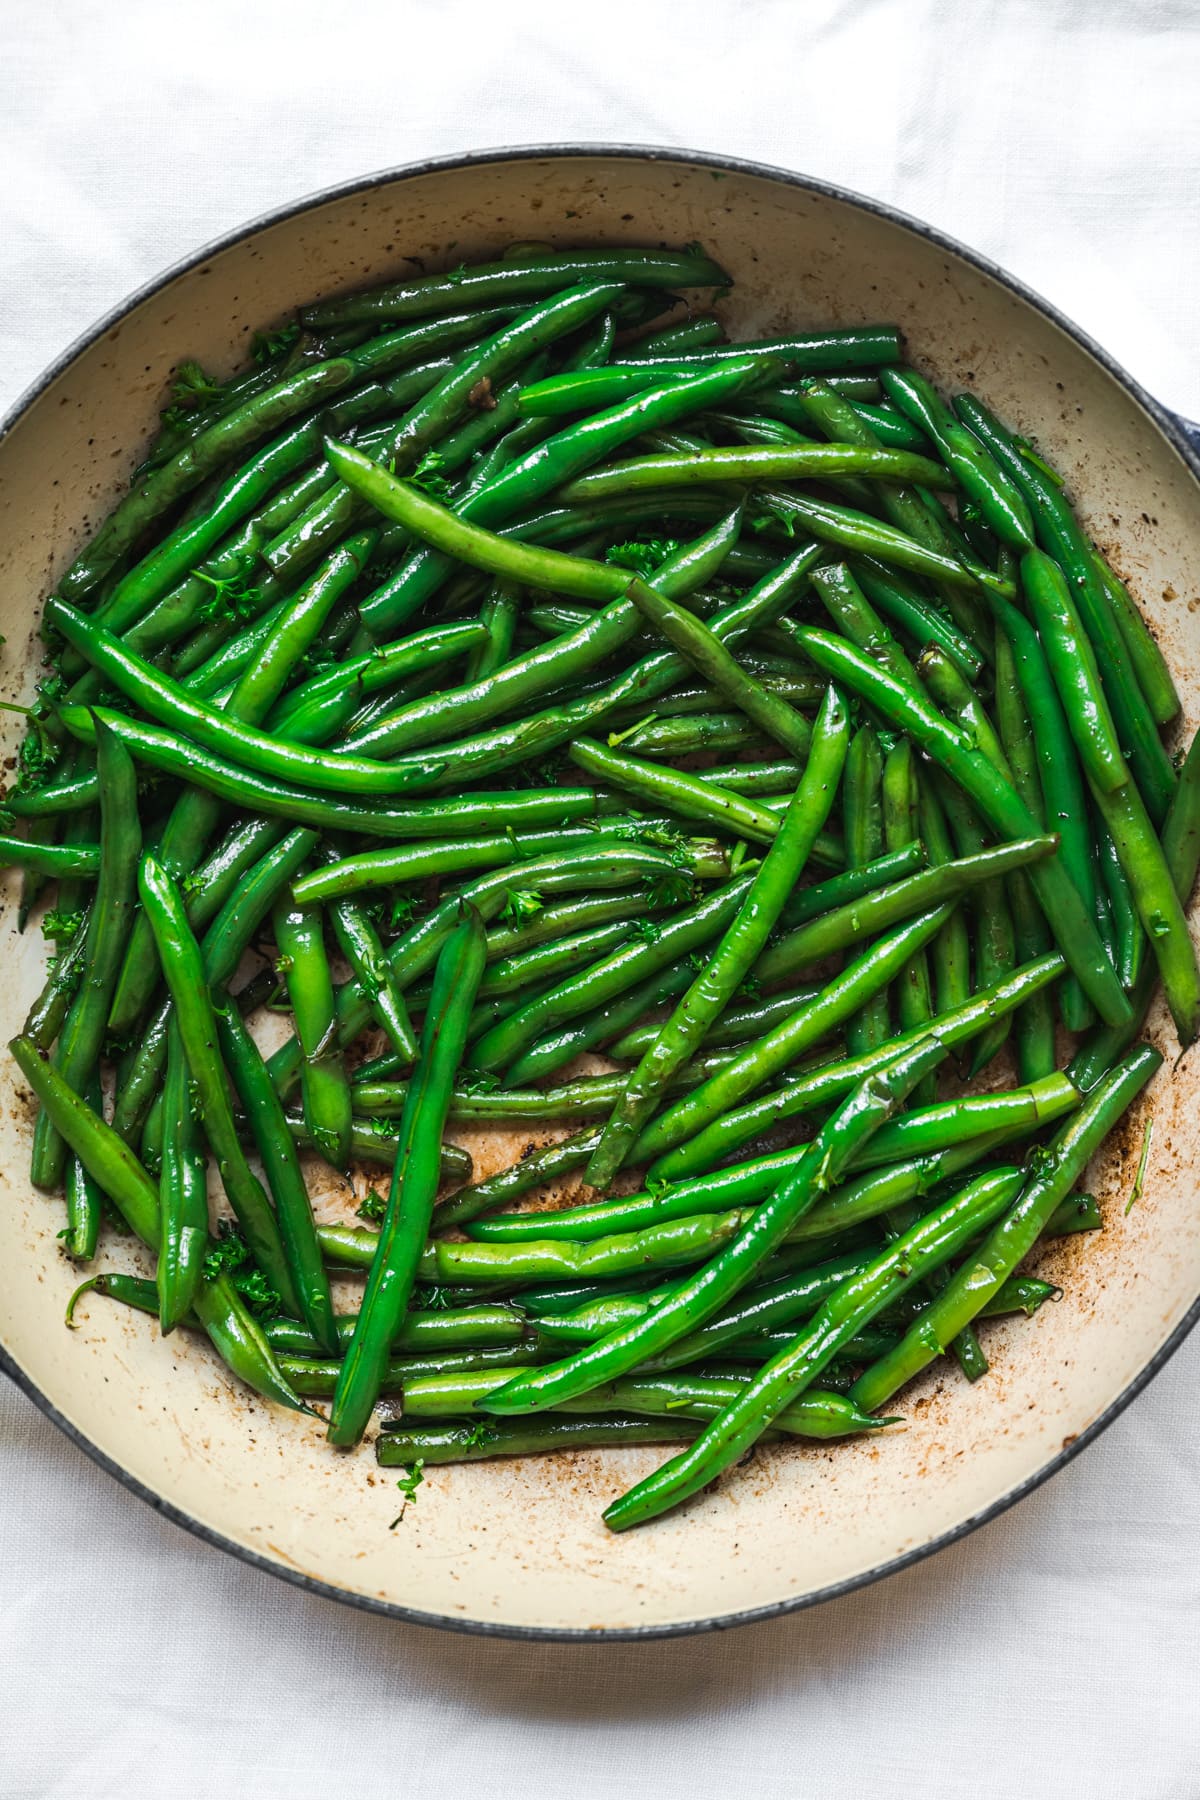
[138, 856, 298, 1315]
[30, 719, 140, 1192]
[329, 907, 487, 1445]
[215, 1001, 338, 1355]
[477, 1034, 949, 1419]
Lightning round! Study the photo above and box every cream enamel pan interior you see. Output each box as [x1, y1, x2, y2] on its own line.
[2, 147, 1199, 1639]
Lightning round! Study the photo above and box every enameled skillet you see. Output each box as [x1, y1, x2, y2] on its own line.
[2, 145, 1198, 1638]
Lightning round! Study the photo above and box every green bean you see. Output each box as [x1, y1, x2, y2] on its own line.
[1072, 727, 1200, 1084]
[0, 837, 100, 878]
[355, 1055, 736, 1125]
[651, 952, 1066, 1179]
[61, 1074, 105, 1263]
[1021, 547, 1128, 794]
[329, 906, 487, 1445]
[264, 1302, 526, 1357]
[750, 484, 1003, 595]
[991, 626, 1058, 1077]
[628, 903, 949, 1174]
[609, 984, 825, 1061]
[618, 325, 901, 370]
[23, 924, 89, 1051]
[852, 1046, 1161, 1411]
[214, 1001, 338, 1355]
[349, 358, 767, 635]
[1095, 814, 1143, 990]
[101, 355, 453, 649]
[477, 1034, 948, 1418]
[465, 584, 520, 682]
[954, 395, 1176, 824]
[503, 960, 699, 1090]
[317, 845, 417, 1066]
[790, 625, 1129, 1026]
[586, 685, 851, 1190]
[1090, 771, 1200, 1045]
[928, 773, 1015, 1076]
[58, 357, 359, 600]
[1089, 549, 1179, 726]
[156, 1020, 208, 1331]
[851, 558, 983, 680]
[472, 1139, 984, 1246]
[58, 705, 598, 841]
[625, 578, 813, 761]
[138, 856, 298, 1314]
[879, 369, 1034, 548]
[49, 600, 451, 798]
[843, 723, 890, 1056]
[881, 738, 936, 1101]
[401, 1363, 884, 1441]
[374, 1416, 719, 1461]
[292, 826, 725, 906]
[570, 739, 786, 844]
[9, 1035, 309, 1413]
[279, 1111, 470, 1180]
[356, 548, 822, 795]
[344, 505, 745, 757]
[471, 918, 639, 1000]
[31, 719, 140, 1192]
[301, 247, 727, 330]
[267, 843, 679, 1103]
[8, 774, 102, 820]
[272, 895, 352, 1169]
[810, 563, 922, 692]
[559, 443, 950, 503]
[604, 1163, 1020, 1528]
[479, 889, 655, 960]
[469, 874, 754, 1077]
[265, 284, 625, 577]
[605, 711, 772, 760]
[107, 533, 375, 1036]
[267, 619, 487, 744]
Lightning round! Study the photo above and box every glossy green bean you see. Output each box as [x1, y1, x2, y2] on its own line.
[585, 685, 851, 1190]
[852, 1046, 1161, 1410]
[880, 369, 1034, 549]
[477, 1034, 949, 1418]
[329, 907, 487, 1445]
[1072, 728, 1200, 1085]
[604, 1163, 1020, 1528]
[954, 395, 1176, 824]
[650, 952, 1065, 1179]
[469, 874, 754, 1078]
[0, 836, 99, 878]
[560, 443, 950, 504]
[300, 247, 726, 330]
[343, 506, 744, 757]
[59, 357, 359, 600]
[156, 1019, 208, 1331]
[31, 719, 140, 1192]
[138, 856, 298, 1314]
[790, 625, 1129, 1027]
[9, 1035, 309, 1413]
[215, 1000, 338, 1355]
[272, 895, 352, 1169]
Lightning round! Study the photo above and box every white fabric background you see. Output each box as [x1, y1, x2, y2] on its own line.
[3, 2, 1199, 1794]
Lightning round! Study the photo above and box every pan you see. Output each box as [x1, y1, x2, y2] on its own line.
[1, 144, 1198, 1638]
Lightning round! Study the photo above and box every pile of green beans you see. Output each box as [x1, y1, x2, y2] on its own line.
[7, 243, 1191, 1526]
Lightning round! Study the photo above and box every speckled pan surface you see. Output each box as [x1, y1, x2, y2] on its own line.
[2, 146, 1199, 1639]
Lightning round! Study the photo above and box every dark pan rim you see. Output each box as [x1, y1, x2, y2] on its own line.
[2, 140, 1199, 1644]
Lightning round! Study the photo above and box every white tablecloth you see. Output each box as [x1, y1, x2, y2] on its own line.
[3, 4, 1199, 1793]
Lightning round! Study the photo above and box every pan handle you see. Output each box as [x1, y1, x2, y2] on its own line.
[1169, 411, 1200, 459]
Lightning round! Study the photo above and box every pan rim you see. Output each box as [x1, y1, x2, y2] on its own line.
[2, 138, 1198, 1643]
